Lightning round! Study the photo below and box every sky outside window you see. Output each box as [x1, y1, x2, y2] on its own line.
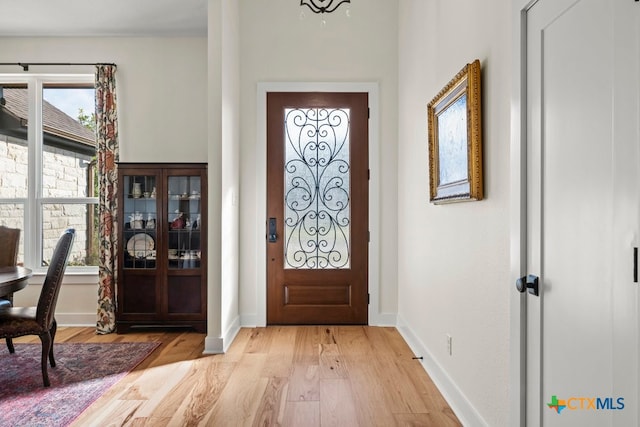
[43, 87, 95, 119]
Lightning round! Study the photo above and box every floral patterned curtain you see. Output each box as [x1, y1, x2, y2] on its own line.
[95, 64, 119, 334]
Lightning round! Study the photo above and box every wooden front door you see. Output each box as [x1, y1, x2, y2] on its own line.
[266, 92, 369, 324]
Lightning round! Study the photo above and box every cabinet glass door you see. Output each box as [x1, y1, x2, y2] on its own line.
[167, 176, 202, 269]
[122, 175, 157, 269]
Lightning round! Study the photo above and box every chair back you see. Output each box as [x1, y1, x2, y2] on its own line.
[36, 229, 75, 328]
[0, 226, 20, 267]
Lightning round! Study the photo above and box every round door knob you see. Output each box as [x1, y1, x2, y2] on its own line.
[515, 274, 539, 296]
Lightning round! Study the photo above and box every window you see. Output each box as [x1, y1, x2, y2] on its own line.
[0, 75, 98, 272]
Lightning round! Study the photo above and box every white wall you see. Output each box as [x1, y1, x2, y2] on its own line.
[0, 37, 207, 160]
[0, 36, 207, 324]
[219, 0, 242, 351]
[238, 0, 399, 325]
[397, 1, 511, 426]
[207, 0, 224, 352]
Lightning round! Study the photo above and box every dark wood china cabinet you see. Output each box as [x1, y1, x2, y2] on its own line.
[116, 163, 207, 332]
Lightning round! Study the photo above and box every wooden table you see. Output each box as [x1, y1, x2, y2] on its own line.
[0, 266, 32, 298]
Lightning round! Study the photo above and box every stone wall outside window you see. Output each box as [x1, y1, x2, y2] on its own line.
[0, 135, 94, 266]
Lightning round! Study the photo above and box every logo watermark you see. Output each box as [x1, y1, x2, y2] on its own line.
[547, 395, 624, 414]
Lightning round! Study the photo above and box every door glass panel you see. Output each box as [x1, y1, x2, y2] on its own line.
[284, 107, 351, 269]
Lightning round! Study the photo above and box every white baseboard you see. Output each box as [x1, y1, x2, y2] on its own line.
[369, 311, 397, 326]
[203, 336, 224, 354]
[203, 316, 241, 354]
[222, 316, 241, 352]
[240, 313, 260, 327]
[396, 315, 488, 427]
[57, 313, 97, 327]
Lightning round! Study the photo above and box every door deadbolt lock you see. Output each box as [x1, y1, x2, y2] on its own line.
[268, 218, 277, 243]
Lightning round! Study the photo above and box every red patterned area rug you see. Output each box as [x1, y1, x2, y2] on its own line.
[0, 341, 159, 427]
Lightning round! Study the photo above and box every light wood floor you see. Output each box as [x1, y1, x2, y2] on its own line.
[17, 326, 461, 426]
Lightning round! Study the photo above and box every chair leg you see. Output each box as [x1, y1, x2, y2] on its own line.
[39, 332, 52, 387]
[6, 338, 14, 354]
[48, 319, 57, 368]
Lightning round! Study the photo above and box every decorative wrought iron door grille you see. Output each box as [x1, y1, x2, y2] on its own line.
[283, 107, 351, 269]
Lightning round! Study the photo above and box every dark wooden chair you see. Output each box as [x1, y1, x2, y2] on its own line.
[0, 228, 75, 387]
[0, 226, 21, 309]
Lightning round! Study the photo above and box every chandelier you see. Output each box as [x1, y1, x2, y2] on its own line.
[300, 0, 351, 14]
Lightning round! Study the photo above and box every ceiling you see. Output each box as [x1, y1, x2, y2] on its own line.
[0, 0, 208, 37]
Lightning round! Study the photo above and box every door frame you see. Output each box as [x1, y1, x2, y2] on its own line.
[510, 1, 538, 425]
[255, 82, 381, 327]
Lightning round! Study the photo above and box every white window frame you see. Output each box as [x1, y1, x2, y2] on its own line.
[0, 74, 98, 275]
